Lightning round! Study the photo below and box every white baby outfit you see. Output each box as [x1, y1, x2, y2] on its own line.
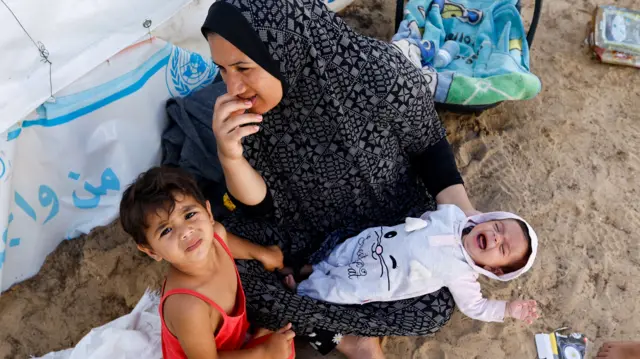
[297, 205, 539, 322]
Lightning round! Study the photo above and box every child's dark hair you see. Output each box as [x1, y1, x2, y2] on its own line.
[503, 219, 533, 273]
[119, 166, 207, 246]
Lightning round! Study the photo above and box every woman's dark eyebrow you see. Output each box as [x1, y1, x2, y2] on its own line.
[229, 61, 250, 66]
[213, 60, 250, 68]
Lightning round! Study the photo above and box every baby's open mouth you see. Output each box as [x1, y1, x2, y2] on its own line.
[476, 234, 487, 250]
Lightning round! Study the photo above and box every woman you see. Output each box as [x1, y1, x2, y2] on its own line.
[202, 0, 479, 357]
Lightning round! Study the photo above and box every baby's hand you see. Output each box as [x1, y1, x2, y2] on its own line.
[258, 245, 284, 272]
[506, 300, 539, 324]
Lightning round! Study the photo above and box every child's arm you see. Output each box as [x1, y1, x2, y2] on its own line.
[447, 275, 507, 322]
[447, 275, 537, 323]
[167, 295, 219, 358]
[214, 222, 284, 272]
[167, 295, 293, 359]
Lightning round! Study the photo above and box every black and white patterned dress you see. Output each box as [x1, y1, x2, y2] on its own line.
[204, 0, 462, 353]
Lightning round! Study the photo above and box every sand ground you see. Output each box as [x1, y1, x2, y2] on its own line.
[1, 0, 639, 357]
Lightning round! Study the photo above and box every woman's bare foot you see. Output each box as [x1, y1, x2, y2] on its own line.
[597, 342, 640, 359]
[336, 336, 385, 359]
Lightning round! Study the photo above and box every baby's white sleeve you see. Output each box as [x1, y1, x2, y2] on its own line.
[446, 275, 507, 322]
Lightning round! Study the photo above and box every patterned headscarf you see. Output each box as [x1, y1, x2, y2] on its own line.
[201, 1, 286, 92]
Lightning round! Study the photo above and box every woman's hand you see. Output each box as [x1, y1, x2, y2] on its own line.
[213, 94, 263, 161]
[213, 95, 269, 205]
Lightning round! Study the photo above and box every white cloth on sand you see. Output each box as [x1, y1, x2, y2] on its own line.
[34, 289, 161, 359]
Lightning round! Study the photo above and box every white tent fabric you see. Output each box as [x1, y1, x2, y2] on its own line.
[0, 0, 354, 134]
[0, 0, 194, 134]
[0, 37, 218, 291]
[0, 0, 354, 293]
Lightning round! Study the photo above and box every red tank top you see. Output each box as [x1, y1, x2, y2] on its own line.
[159, 232, 250, 358]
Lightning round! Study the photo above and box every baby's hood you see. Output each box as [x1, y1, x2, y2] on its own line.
[457, 211, 539, 282]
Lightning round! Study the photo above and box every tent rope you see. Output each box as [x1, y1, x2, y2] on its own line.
[1, 0, 55, 101]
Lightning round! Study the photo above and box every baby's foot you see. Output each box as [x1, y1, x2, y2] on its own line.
[280, 265, 312, 281]
[279, 266, 294, 276]
[283, 274, 298, 291]
[597, 342, 640, 359]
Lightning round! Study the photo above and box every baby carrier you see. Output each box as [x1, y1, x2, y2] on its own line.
[392, 0, 543, 114]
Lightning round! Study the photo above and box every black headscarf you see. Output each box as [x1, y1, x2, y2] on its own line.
[202, 0, 447, 260]
[201, 2, 287, 93]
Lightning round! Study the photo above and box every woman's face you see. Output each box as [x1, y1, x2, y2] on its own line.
[208, 34, 283, 114]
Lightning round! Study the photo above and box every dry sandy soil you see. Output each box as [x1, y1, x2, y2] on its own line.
[1, 0, 639, 358]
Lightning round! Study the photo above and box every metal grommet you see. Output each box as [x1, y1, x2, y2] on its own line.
[143, 19, 152, 28]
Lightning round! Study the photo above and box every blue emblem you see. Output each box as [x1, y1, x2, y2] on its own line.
[0, 156, 5, 181]
[167, 46, 218, 97]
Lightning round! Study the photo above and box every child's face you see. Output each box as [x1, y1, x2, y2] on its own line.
[462, 219, 529, 276]
[138, 193, 215, 266]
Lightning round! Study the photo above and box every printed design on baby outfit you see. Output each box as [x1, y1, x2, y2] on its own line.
[370, 228, 399, 291]
[347, 236, 368, 279]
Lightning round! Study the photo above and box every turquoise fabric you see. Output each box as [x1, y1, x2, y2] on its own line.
[392, 0, 541, 106]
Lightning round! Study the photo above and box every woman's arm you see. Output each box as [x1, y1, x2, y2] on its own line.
[410, 137, 463, 196]
[435, 184, 480, 216]
[410, 138, 480, 216]
[220, 155, 268, 206]
[221, 155, 274, 216]
[212, 93, 269, 207]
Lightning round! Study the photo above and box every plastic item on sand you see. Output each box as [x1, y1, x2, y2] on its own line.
[588, 5, 640, 68]
[535, 328, 588, 359]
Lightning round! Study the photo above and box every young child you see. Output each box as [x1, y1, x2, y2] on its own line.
[119, 167, 295, 359]
[283, 204, 540, 324]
